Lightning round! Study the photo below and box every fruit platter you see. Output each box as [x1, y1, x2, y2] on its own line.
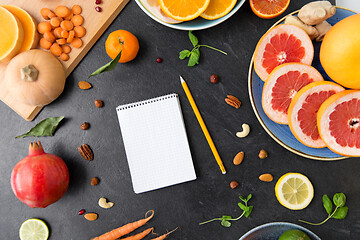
[249, 7, 358, 160]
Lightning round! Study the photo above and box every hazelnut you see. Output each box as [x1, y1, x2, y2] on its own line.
[259, 149, 268, 159]
[210, 74, 219, 84]
[81, 122, 89, 130]
[95, 100, 103, 108]
[230, 181, 239, 189]
[90, 177, 99, 186]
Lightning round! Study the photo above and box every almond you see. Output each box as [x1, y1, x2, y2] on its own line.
[78, 81, 92, 90]
[233, 151, 244, 165]
[259, 173, 273, 182]
[84, 213, 98, 221]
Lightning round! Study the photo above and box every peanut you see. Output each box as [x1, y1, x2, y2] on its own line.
[259, 149, 268, 159]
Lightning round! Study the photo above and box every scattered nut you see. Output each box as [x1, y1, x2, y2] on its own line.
[225, 95, 241, 109]
[78, 144, 94, 161]
[233, 151, 244, 165]
[230, 181, 239, 189]
[95, 99, 103, 108]
[78, 81, 92, 90]
[90, 177, 99, 186]
[84, 213, 98, 221]
[81, 122, 90, 130]
[258, 149, 268, 159]
[259, 173, 273, 182]
[98, 197, 114, 209]
[78, 209, 86, 215]
[210, 74, 219, 84]
[236, 124, 250, 138]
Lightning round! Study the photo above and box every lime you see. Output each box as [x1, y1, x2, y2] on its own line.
[279, 229, 311, 240]
[275, 173, 314, 210]
[19, 218, 49, 240]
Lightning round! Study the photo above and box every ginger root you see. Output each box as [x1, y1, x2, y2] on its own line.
[315, 20, 332, 41]
[298, 1, 336, 25]
[285, 16, 319, 40]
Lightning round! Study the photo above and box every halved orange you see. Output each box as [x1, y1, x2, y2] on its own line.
[200, 0, 237, 20]
[249, 0, 290, 19]
[158, 0, 210, 21]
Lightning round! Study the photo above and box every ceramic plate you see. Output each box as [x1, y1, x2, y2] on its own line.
[135, 0, 246, 30]
[239, 222, 321, 240]
[248, 7, 357, 161]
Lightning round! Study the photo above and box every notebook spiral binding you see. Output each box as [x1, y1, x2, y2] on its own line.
[116, 93, 178, 111]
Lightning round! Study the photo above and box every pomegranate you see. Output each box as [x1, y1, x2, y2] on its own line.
[11, 141, 69, 208]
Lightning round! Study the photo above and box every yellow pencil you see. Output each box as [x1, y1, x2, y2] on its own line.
[180, 76, 226, 174]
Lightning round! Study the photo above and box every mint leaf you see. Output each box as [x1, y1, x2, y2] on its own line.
[322, 195, 333, 215]
[188, 50, 200, 67]
[244, 206, 253, 218]
[333, 193, 346, 207]
[239, 196, 246, 202]
[246, 194, 252, 202]
[332, 206, 348, 219]
[179, 50, 191, 60]
[189, 31, 198, 47]
[221, 220, 231, 227]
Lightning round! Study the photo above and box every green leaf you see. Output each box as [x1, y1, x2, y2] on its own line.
[322, 194, 333, 215]
[244, 206, 253, 218]
[221, 215, 232, 221]
[15, 116, 64, 139]
[239, 196, 246, 202]
[89, 44, 122, 78]
[189, 31, 198, 47]
[333, 193, 346, 207]
[238, 202, 249, 212]
[332, 206, 348, 219]
[247, 194, 252, 202]
[188, 49, 200, 67]
[179, 50, 191, 60]
[221, 220, 231, 227]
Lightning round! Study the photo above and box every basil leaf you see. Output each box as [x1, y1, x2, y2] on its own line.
[179, 50, 191, 60]
[239, 196, 246, 202]
[333, 193, 346, 207]
[221, 220, 231, 227]
[244, 206, 253, 218]
[189, 31, 198, 47]
[247, 194, 252, 202]
[332, 206, 348, 219]
[15, 116, 64, 138]
[222, 215, 232, 221]
[89, 49, 122, 78]
[323, 194, 333, 215]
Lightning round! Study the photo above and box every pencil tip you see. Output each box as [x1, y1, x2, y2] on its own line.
[222, 171, 226, 175]
[179, 75, 185, 83]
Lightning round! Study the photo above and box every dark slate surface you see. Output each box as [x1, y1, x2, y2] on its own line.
[1, 0, 359, 239]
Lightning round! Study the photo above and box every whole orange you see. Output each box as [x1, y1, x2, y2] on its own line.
[105, 30, 139, 63]
[320, 14, 360, 89]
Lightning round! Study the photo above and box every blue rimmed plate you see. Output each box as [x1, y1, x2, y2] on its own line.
[134, 0, 246, 31]
[248, 7, 357, 161]
[239, 222, 321, 240]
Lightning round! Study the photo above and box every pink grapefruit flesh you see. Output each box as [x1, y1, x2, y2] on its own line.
[262, 63, 323, 125]
[317, 90, 360, 157]
[254, 24, 314, 81]
[288, 81, 345, 148]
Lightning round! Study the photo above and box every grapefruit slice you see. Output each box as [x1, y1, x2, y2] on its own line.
[250, 0, 290, 19]
[262, 63, 323, 125]
[254, 24, 314, 81]
[288, 81, 345, 148]
[139, 0, 182, 24]
[317, 90, 360, 157]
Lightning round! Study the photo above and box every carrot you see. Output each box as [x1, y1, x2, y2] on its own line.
[121, 227, 153, 240]
[150, 227, 178, 240]
[91, 210, 154, 240]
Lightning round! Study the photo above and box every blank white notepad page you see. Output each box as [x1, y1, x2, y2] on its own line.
[116, 94, 196, 194]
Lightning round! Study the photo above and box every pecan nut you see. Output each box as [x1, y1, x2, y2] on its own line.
[225, 95, 241, 109]
[78, 144, 94, 161]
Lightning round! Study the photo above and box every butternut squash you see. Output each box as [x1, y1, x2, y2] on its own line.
[2, 5, 39, 53]
[0, 6, 24, 63]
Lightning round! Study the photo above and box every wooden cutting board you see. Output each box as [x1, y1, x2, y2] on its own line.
[0, 0, 130, 121]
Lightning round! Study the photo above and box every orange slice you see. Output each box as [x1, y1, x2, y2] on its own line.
[158, 0, 210, 21]
[200, 0, 237, 20]
[249, 0, 290, 19]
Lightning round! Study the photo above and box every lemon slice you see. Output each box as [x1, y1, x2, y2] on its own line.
[19, 218, 49, 240]
[275, 173, 314, 210]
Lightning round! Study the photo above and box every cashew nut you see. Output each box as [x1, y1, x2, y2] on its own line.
[236, 124, 250, 138]
[98, 197, 114, 209]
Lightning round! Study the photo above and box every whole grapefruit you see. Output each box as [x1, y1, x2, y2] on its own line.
[320, 14, 360, 89]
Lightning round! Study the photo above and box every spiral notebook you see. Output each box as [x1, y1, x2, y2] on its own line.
[116, 93, 196, 194]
